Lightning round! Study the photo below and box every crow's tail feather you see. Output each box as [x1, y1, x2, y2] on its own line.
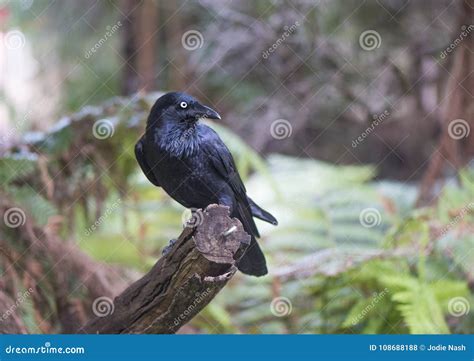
[236, 236, 268, 277]
[248, 197, 278, 225]
[233, 198, 269, 277]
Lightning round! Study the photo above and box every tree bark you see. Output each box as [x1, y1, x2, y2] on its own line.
[79, 204, 250, 334]
[417, 0, 474, 204]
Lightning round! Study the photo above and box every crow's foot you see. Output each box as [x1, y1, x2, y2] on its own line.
[162, 238, 177, 256]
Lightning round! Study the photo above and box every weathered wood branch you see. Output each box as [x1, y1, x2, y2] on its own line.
[80, 204, 250, 334]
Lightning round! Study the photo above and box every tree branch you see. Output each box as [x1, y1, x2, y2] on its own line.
[79, 204, 250, 334]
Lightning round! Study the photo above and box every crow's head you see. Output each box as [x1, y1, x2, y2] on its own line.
[147, 92, 220, 131]
[146, 92, 221, 157]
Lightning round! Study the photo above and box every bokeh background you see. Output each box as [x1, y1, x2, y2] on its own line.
[0, 0, 473, 334]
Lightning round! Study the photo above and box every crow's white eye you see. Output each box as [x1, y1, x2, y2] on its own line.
[179, 101, 188, 109]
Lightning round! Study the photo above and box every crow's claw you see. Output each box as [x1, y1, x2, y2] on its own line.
[162, 238, 177, 256]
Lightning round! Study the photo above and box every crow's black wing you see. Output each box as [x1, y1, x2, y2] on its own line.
[202, 135, 260, 237]
[135, 136, 161, 187]
[202, 128, 268, 276]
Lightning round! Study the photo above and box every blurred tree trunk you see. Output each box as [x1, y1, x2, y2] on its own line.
[136, 0, 158, 92]
[418, 0, 474, 204]
[167, 1, 188, 90]
[121, 0, 158, 94]
[120, 0, 139, 94]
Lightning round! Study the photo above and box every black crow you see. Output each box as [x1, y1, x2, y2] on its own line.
[135, 92, 277, 276]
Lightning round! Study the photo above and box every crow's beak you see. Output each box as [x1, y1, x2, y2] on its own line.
[193, 103, 221, 120]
